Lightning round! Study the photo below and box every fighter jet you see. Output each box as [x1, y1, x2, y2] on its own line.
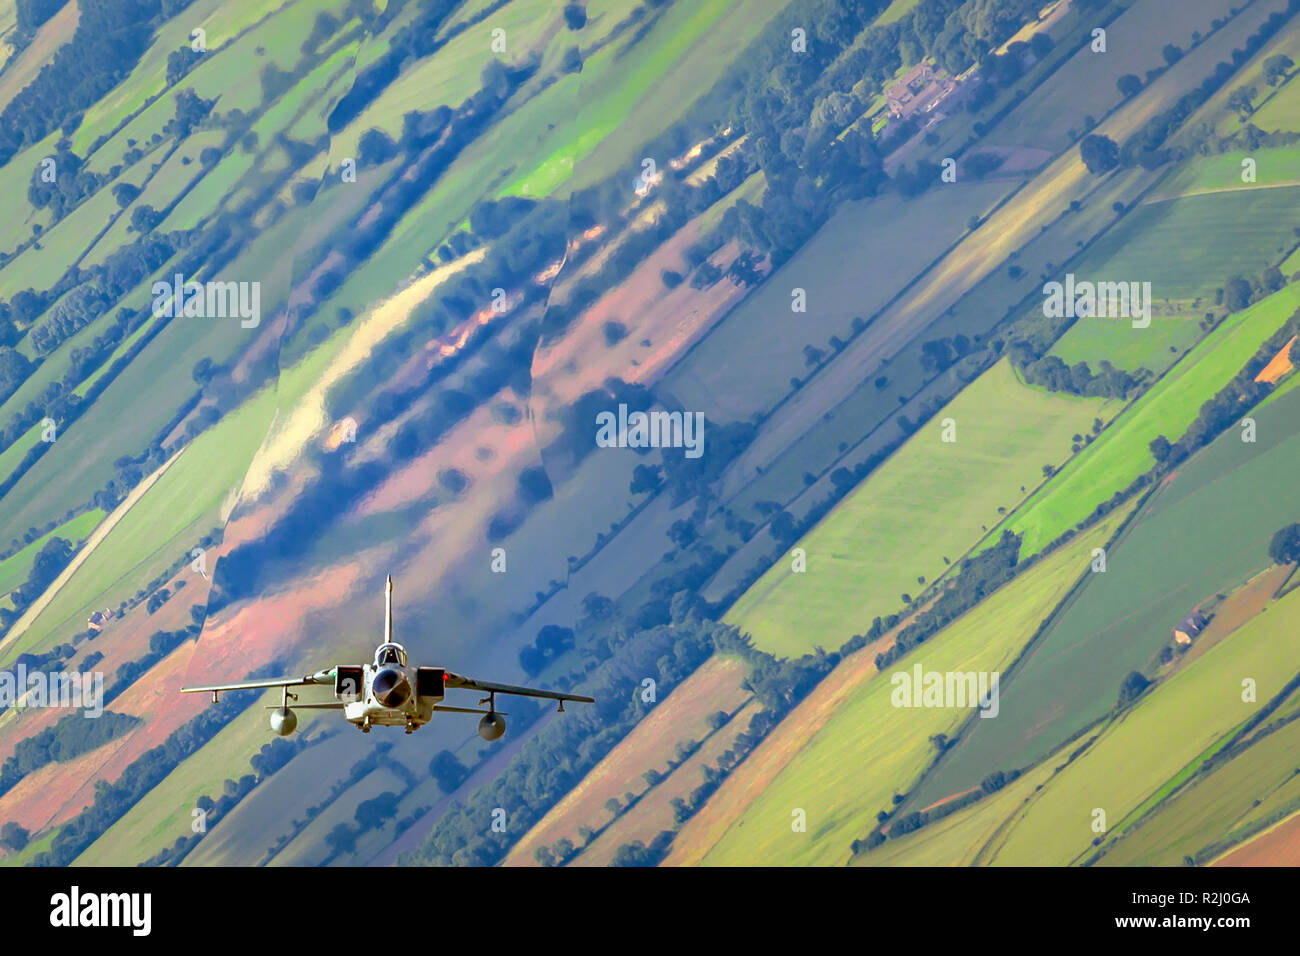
[181, 576, 593, 740]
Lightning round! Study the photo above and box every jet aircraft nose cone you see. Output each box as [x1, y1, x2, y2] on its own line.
[372, 668, 410, 708]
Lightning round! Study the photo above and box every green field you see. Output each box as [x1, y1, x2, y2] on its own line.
[853, 755, 1059, 866]
[0, 509, 104, 598]
[327, 0, 576, 161]
[876, 0, 919, 26]
[1171, 8, 1300, 146]
[0, 421, 41, 488]
[76, 710, 281, 866]
[72, 0, 297, 155]
[83, 131, 230, 268]
[1049, 314, 1204, 375]
[1147, 145, 1300, 201]
[1251, 71, 1300, 133]
[661, 182, 1011, 424]
[1012, 283, 1300, 556]
[1096, 705, 1300, 865]
[0, 131, 58, 256]
[0, 172, 135, 300]
[986, 0, 1245, 153]
[1054, 185, 1300, 312]
[726, 359, 1114, 658]
[1047, 167, 1300, 377]
[0, 317, 347, 663]
[700, 514, 1127, 866]
[863, 585, 1300, 867]
[506, 0, 790, 198]
[980, 584, 1300, 865]
[920, 379, 1300, 807]
[0, 195, 322, 550]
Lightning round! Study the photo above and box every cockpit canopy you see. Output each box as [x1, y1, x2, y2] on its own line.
[375, 642, 407, 667]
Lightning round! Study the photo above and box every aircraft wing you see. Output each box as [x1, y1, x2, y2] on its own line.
[444, 672, 594, 704]
[263, 702, 346, 709]
[181, 668, 335, 696]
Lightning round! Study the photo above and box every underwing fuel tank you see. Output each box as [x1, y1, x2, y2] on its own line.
[478, 712, 506, 740]
[269, 707, 297, 736]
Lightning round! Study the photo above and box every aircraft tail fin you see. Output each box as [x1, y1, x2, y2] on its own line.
[385, 574, 393, 643]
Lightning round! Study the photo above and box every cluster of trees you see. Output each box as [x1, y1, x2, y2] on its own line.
[655, 421, 757, 507]
[713, 0, 1048, 262]
[105, 627, 194, 706]
[1222, 265, 1287, 313]
[144, 735, 309, 866]
[0, 228, 179, 457]
[27, 235, 174, 356]
[875, 531, 1023, 671]
[0, 820, 29, 852]
[1148, 306, 1300, 472]
[30, 672, 288, 866]
[0, 347, 33, 406]
[0, 0, 195, 166]
[326, 0, 467, 133]
[919, 334, 977, 374]
[0, 711, 139, 799]
[518, 624, 576, 677]
[405, 610, 718, 866]
[2, 536, 74, 623]
[1079, 133, 1119, 174]
[1019, 354, 1137, 399]
[26, 143, 105, 220]
[1119, 2, 1300, 168]
[1117, 669, 1152, 707]
[15, 0, 69, 34]
[966, 31, 1056, 114]
[852, 765, 1023, 853]
[1002, 311, 1139, 399]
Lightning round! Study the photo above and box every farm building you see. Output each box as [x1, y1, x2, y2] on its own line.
[1172, 611, 1209, 644]
[87, 608, 114, 632]
[885, 61, 956, 120]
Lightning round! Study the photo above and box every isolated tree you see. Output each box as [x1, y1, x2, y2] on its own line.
[1227, 85, 1258, 119]
[562, 2, 586, 29]
[667, 518, 698, 548]
[111, 181, 141, 207]
[0, 821, 29, 852]
[1117, 670, 1151, 706]
[129, 204, 160, 233]
[429, 750, 470, 793]
[354, 791, 400, 830]
[1263, 54, 1294, 86]
[324, 823, 357, 855]
[1269, 523, 1300, 566]
[1116, 74, 1142, 98]
[357, 127, 398, 165]
[1223, 275, 1253, 312]
[580, 591, 613, 621]
[629, 463, 663, 495]
[1079, 133, 1119, 174]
